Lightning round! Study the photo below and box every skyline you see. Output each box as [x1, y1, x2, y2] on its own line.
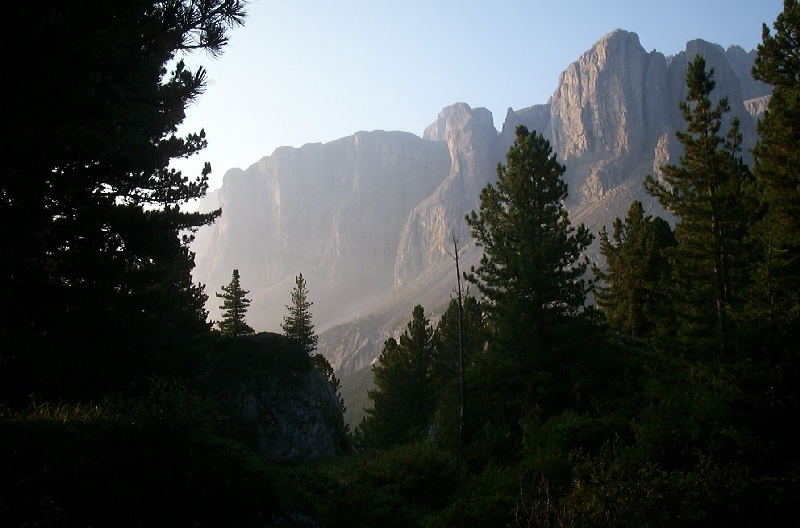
[173, 1, 784, 193]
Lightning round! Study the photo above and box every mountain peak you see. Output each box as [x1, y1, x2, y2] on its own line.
[598, 28, 640, 43]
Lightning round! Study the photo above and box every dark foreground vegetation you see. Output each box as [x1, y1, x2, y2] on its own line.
[2, 1, 799, 526]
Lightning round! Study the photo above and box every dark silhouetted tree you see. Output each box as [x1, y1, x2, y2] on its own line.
[593, 201, 675, 339]
[1, 1, 246, 403]
[216, 269, 254, 338]
[750, 0, 800, 363]
[282, 273, 318, 355]
[465, 126, 593, 390]
[358, 305, 434, 448]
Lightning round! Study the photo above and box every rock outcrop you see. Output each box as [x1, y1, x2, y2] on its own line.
[237, 368, 345, 461]
[208, 333, 347, 462]
[192, 30, 771, 378]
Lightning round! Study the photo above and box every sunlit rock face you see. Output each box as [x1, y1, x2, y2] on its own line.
[544, 30, 769, 206]
[394, 103, 498, 288]
[193, 131, 451, 332]
[193, 30, 770, 376]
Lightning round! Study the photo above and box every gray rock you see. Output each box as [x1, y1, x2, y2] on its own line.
[237, 368, 345, 462]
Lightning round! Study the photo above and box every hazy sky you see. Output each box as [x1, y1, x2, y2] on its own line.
[175, 0, 784, 192]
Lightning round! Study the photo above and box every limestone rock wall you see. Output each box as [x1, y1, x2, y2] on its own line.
[394, 103, 498, 288]
[193, 131, 450, 331]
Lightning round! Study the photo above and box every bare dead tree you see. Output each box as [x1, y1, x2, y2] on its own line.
[446, 232, 467, 448]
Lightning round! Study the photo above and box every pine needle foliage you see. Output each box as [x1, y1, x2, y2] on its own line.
[644, 55, 753, 357]
[282, 273, 318, 354]
[2, 1, 246, 402]
[216, 269, 254, 338]
[593, 201, 675, 339]
[750, 0, 800, 362]
[465, 125, 593, 367]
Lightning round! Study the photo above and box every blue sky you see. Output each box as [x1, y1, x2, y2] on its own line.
[176, 0, 784, 191]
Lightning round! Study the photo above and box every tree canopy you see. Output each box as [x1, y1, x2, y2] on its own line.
[750, 0, 800, 362]
[466, 126, 593, 352]
[464, 125, 594, 413]
[593, 201, 675, 339]
[358, 305, 435, 448]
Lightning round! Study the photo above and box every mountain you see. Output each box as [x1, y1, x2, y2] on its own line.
[191, 30, 770, 382]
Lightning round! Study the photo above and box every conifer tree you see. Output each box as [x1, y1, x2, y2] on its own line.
[464, 126, 595, 430]
[216, 269, 254, 338]
[282, 273, 318, 354]
[358, 305, 434, 448]
[593, 201, 675, 339]
[645, 55, 753, 357]
[750, 0, 800, 362]
[465, 125, 593, 365]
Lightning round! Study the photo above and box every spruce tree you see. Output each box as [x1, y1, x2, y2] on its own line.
[282, 273, 318, 354]
[750, 0, 800, 362]
[593, 201, 675, 339]
[216, 269, 254, 338]
[645, 55, 753, 357]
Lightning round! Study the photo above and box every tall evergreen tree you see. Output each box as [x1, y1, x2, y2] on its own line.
[750, 0, 800, 363]
[358, 305, 435, 448]
[282, 273, 318, 355]
[465, 125, 593, 366]
[216, 269, 254, 338]
[593, 201, 676, 339]
[1, 1, 246, 403]
[645, 55, 753, 357]
[464, 125, 594, 430]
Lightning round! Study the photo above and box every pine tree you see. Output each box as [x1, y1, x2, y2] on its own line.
[465, 125, 593, 364]
[645, 55, 753, 357]
[463, 125, 595, 430]
[750, 0, 800, 363]
[1, 1, 246, 402]
[282, 273, 318, 354]
[593, 201, 675, 339]
[358, 305, 434, 448]
[216, 269, 254, 338]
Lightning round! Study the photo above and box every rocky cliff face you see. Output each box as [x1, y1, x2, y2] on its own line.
[394, 103, 498, 287]
[193, 131, 451, 331]
[192, 30, 770, 376]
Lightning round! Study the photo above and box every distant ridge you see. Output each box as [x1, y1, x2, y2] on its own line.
[191, 29, 770, 376]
